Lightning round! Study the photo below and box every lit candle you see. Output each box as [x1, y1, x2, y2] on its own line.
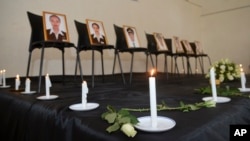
[240, 68, 246, 89]
[25, 78, 31, 92]
[210, 67, 217, 101]
[0, 70, 2, 85]
[45, 73, 52, 97]
[15, 74, 21, 90]
[149, 69, 157, 128]
[82, 81, 88, 108]
[2, 69, 6, 86]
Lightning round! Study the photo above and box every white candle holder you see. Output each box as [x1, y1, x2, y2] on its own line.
[0, 69, 11, 88]
[69, 81, 99, 111]
[36, 74, 58, 100]
[21, 78, 36, 94]
[202, 67, 231, 103]
[134, 69, 176, 132]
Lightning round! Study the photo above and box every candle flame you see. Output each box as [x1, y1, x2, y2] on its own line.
[150, 69, 155, 76]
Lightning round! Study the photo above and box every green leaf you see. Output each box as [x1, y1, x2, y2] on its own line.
[107, 105, 116, 112]
[118, 109, 130, 116]
[106, 122, 120, 133]
[118, 117, 131, 124]
[104, 113, 117, 123]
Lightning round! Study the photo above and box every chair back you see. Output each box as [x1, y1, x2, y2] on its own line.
[27, 11, 45, 51]
[164, 38, 173, 53]
[189, 42, 198, 55]
[194, 41, 204, 54]
[113, 24, 128, 50]
[74, 20, 91, 48]
[173, 36, 185, 53]
[145, 33, 157, 52]
[181, 40, 194, 54]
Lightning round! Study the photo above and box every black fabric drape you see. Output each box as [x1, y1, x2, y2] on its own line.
[0, 74, 250, 141]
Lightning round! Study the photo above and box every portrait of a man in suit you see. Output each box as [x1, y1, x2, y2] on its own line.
[124, 26, 140, 48]
[86, 19, 108, 45]
[43, 12, 69, 41]
[154, 33, 168, 51]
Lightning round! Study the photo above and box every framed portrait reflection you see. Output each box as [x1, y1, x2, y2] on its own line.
[42, 11, 70, 42]
[86, 19, 108, 45]
[182, 40, 194, 54]
[194, 41, 204, 54]
[173, 36, 184, 53]
[153, 32, 168, 51]
[123, 25, 141, 48]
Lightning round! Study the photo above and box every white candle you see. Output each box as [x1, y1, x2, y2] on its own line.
[25, 78, 31, 92]
[45, 74, 52, 97]
[15, 74, 21, 90]
[149, 69, 157, 128]
[210, 67, 217, 101]
[2, 69, 6, 86]
[240, 68, 246, 89]
[82, 81, 88, 108]
[0, 70, 2, 85]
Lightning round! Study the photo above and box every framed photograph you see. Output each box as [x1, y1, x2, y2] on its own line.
[86, 19, 108, 45]
[42, 11, 69, 42]
[153, 32, 168, 51]
[194, 41, 204, 54]
[123, 25, 141, 48]
[182, 40, 194, 54]
[173, 36, 184, 53]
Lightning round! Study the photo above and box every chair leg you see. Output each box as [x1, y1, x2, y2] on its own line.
[129, 53, 134, 85]
[174, 56, 180, 76]
[198, 57, 204, 74]
[186, 57, 192, 75]
[155, 55, 158, 71]
[145, 54, 148, 73]
[195, 58, 198, 74]
[26, 52, 32, 77]
[38, 47, 45, 93]
[207, 56, 212, 65]
[62, 51, 65, 84]
[149, 53, 155, 68]
[75, 51, 83, 81]
[117, 51, 126, 84]
[164, 54, 168, 79]
[101, 52, 105, 83]
[112, 50, 117, 75]
[92, 50, 95, 88]
[171, 56, 174, 74]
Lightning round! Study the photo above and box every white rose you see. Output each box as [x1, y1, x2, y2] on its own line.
[219, 74, 224, 82]
[121, 123, 137, 137]
[227, 73, 234, 80]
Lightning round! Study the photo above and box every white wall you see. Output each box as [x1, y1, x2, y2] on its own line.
[200, 0, 250, 74]
[4, 0, 248, 78]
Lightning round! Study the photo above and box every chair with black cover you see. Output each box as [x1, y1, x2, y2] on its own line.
[180, 39, 199, 75]
[189, 41, 212, 74]
[74, 20, 116, 87]
[26, 11, 76, 93]
[164, 38, 178, 75]
[172, 36, 187, 75]
[181, 39, 207, 75]
[112, 24, 154, 84]
[145, 32, 170, 77]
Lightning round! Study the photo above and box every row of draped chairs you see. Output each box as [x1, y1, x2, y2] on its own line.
[26, 11, 211, 93]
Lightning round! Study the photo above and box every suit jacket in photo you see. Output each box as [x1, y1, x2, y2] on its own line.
[90, 34, 106, 44]
[46, 29, 67, 41]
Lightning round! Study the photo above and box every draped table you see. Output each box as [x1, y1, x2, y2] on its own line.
[0, 74, 250, 141]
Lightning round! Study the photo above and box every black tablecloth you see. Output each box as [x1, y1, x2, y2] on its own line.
[0, 74, 250, 141]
